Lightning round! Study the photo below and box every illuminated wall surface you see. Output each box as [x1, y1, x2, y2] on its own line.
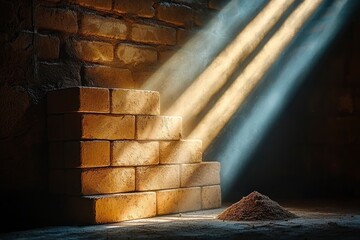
[0, 0, 360, 228]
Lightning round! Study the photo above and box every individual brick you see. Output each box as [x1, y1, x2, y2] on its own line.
[60, 113, 135, 140]
[47, 87, 110, 114]
[66, 167, 135, 195]
[70, 40, 113, 63]
[49, 142, 64, 168]
[35, 34, 60, 59]
[69, 0, 112, 11]
[80, 14, 127, 40]
[47, 115, 64, 141]
[156, 3, 193, 26]
[84, 66, 134, 89]
[64, 141, 110, 168]
[136, 116, 182, 140]
[116, 44, 157, 67]
[66, 192, 156, 224]
[111, 89, 160, 115]
[157, 187, 201, 215]
[130, 23, 176, 45]
[113, 0, 155, 18]
[181, 162, 220, 187]
[136, 165, 180, 191]
[112, 141, 159, 166]
[35, 6, 78, 33]
[159, 139, 202, 164]
[202, 185, 221, 209]
[49, 170, 65, 194]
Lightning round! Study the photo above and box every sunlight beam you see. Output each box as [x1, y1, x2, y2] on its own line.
[189, 0, 322, 149]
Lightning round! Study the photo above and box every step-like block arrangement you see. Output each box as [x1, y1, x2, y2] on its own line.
[47, 87, 221, 224]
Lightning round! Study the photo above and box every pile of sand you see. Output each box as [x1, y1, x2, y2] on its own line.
[218, 191, 297, 221]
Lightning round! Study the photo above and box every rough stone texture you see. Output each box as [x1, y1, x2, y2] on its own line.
[156, 3, 193, 27]
[48, 114, 135, 140]
[130, 23, 176, 45]
[66, 167, 135, 195]
[157, 187, 201, 215]
[159, 139, 202, 164]
[181, 162, 220, 187]
[111, 89, 160, 115]
[70, 40, 113, 63]
[84, 66, 134, 89]
[202, 185, 221, 209]
[63, 141, 110, 168]
[80, 14, 127, 40]
[47, 87, 110, 114]
[136, 116, 182, 140]
[113, 0, 155, 18]
[35, 6, 78, 33]
[116, 44, 157, 67]
[35, 34, 60, 59]
[136, 165, 180, 191]
[112, 141, 159, 166]
[69, 0, 112, 11]
[66, 192, 156, 224]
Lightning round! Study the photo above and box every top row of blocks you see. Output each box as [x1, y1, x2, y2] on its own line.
[47, 87, 160, 115]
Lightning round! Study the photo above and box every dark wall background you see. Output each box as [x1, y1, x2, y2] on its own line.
[211, 7, 360, 202]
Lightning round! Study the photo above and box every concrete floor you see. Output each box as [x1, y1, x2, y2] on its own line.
[1, 200, 360, 240]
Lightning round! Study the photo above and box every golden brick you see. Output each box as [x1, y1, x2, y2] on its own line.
[66, 192, 156, 224]
[202, 185, 221, 209]
[111, 89, 160, 115]
[159, 139, 202, 164]
[80, 14, 127, 40]
[71, 40, 113, 63]
[136, 116, 182, 140]
[181, 162, 220, 187]
[112, 141, 159, 166]
[157, 187, 201, 215]
[64, 113, 135, 140]
[66, 167, 135, 195]
[130, 23, 176, 45]
[47, 87, 110, 113]
[116, 44, 157, 67]
[64, 141, 110, 168]
[136, 165, 180, 191]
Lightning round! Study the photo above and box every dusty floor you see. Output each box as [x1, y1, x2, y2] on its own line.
[1, 200, 360, 240]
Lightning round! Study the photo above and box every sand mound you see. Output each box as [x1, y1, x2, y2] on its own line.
[218, 191, 297, 221]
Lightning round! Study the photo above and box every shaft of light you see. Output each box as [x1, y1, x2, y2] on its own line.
[189, 0, 322, 149]
[166, 0, 295, 134]
[215, 0, 357, 195]
[142, 0, 268, 111]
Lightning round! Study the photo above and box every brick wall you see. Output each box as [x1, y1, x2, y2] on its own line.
[0, 0, 227, 229]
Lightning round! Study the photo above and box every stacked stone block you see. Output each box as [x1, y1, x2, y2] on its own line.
[47, 86, 221, 224]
